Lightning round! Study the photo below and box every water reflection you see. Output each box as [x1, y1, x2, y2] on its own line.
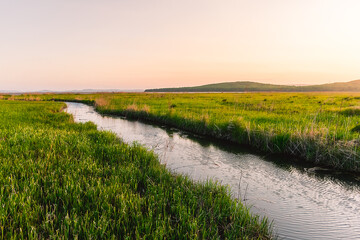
[66, 102, 360, 240]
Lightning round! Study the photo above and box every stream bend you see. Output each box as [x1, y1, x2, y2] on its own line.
[66, 102, 360, 240]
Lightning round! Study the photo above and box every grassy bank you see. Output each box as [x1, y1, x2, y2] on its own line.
[7, 92, 360, 172]
[0, 100, 271, 239]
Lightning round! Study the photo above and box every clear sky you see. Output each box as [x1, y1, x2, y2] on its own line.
[1, 0, 359, 91]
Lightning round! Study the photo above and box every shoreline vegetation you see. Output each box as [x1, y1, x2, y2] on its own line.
[0, 100, 272, 239]
[4, 92, 360, 172]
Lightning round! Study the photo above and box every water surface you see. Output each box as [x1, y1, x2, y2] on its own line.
[66, 102, 360, 240]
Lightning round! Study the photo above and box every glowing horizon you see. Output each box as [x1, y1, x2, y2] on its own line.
[1, 0, 359, 91]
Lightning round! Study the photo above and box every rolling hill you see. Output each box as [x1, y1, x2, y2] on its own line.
[145, 80, 360, 92]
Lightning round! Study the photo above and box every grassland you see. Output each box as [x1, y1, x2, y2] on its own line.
[0, 100, 271, 239]
[7, 92, 360, 172]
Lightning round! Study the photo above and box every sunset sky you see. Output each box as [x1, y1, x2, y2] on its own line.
[1, 0, 359, 91]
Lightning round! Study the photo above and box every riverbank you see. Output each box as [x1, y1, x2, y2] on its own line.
[66, 101, 360, 240]
[0, 100, 272, 239]
[96, 93, 360, 172]
[10, 92, 360, 172]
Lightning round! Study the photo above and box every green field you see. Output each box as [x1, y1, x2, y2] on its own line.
[0, 100, 271, 239]
[8, 92, 360, 172]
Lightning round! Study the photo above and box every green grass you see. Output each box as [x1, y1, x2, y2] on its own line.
[8, 92, 360, 171]
[0, 100, 271, 239]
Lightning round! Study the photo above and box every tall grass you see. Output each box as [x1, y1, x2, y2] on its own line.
[10, 92, 360, 171]
[0, 100, 272, 239]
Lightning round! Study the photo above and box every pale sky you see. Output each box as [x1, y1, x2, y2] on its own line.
[1, 0, 359, 91]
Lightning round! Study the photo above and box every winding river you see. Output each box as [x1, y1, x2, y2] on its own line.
[66, 102, 360, 240]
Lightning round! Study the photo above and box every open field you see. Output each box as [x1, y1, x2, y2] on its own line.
[0, 100, 271, 239]
[6, 92, 360, 172]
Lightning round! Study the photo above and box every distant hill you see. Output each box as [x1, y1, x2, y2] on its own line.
[145, 80, 360, 92]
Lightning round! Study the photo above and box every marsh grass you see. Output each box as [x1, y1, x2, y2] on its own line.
[0, 100, 271, 239]
[16, 92, 360, 171]
[94, 96, 110, 107]
[339, 107, 360, 116]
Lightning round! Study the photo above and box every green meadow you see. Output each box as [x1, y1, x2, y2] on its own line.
[0, 100, 271, 239]
[9, 92, 360, 172]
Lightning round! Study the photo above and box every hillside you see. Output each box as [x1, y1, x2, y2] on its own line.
[145, 80, 360, 92]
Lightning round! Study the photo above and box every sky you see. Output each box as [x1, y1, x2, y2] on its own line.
[0, 0, 360, 91]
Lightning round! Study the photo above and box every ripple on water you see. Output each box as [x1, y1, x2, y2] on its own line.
[66, 102, 360, 240]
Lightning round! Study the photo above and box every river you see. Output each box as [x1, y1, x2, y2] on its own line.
[66, 102, 360, 240]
